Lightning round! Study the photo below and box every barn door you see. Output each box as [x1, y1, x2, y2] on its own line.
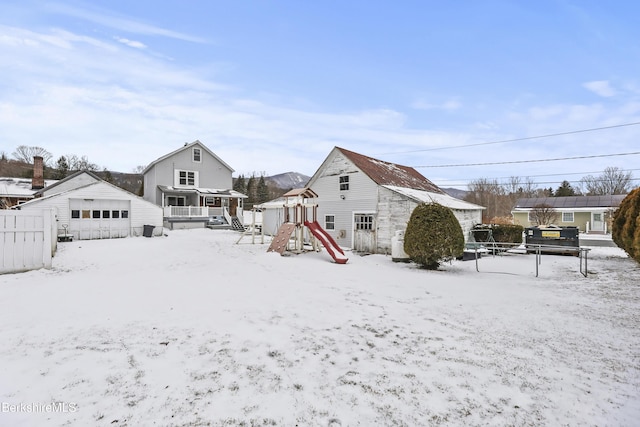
[353, 213, 376, 253]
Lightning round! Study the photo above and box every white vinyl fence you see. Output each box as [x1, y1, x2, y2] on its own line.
[1, 209, 56, 274]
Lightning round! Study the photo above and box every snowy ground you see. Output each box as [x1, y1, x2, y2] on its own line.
[0, 229, 639, 426]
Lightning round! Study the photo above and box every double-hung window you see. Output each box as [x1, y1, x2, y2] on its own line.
[193, 148, 202, 163]
[175, 170, 198, 187]
[562, 212, 574, 223]
[339, 175, 349, 191]
[325, 215, 335, 230]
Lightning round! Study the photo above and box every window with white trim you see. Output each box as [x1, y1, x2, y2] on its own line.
[325, 215, 335, 230]
[339, 175, 349, 191]
[354, 214, 374, 230]
[193, 147, 202, 163]
[562, 212, 574, 222]
[175, 170, 198, 187]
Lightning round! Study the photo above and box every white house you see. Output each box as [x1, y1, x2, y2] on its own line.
[306, 147, 485, 254]
[17, 177, 163, 240]
[143, 140, 247, 230]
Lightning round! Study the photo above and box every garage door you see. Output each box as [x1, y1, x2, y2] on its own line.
[69, 199, 131, 240]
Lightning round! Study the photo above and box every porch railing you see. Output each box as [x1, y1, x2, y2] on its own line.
[164, 206, 209, 218]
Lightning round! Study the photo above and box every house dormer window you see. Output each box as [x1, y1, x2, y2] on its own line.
[193, 147, 202, 163]
[339, 175, 349, 191]
[175, 170, 199, 187]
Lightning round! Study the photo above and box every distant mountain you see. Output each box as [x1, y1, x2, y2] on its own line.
[442, 187, 468, 200]
[266, 172, 310, 190]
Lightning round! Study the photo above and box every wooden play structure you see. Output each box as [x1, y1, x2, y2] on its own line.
[266, 188, 348, 264]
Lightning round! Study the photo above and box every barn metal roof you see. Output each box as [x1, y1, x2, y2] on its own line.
[514, 195, 626, 209]
[337, 147, 445, 194]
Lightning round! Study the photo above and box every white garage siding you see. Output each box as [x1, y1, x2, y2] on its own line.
[18, 181, 163, 240]
[69, 199, 131, 239]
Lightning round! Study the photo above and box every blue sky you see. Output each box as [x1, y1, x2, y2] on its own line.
[1, 0, 639, 190]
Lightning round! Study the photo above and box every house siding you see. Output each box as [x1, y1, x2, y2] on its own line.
[144, 142, 234, 207]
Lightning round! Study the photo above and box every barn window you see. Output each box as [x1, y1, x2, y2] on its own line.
[71, 210, 80, 219]
[339, 175, 349, 191]
[122, 210, 129, 219]
[112, 210, 120, 219]
[325, 215, 335, 230]
[354, 214, 374, 230]
[102, 210, 110, 219]
[82, 210, 90, 219]
[92, 210, 100, 219]
[193, 148, 202, 163]
[562, 212, 574, 222]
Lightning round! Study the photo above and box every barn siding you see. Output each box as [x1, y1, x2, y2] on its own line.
[310, 151, 378, 248]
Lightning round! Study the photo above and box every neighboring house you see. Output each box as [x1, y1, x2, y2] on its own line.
[306, 147, 485, 254]
[33, 170, 101, 198]
[0, 157, 56, 208]
[17, 175, 163, 240]
[142, 140, 247, 230]
[512, 195, 627, 233]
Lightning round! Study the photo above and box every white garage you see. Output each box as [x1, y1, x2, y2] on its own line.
[17, 180, 163, 240]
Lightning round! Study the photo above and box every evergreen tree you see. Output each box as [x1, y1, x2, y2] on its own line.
[233, 174, 247, 195]
[53, 156, 69, 180]
[246, 174, 256, 206]
[612, 187, 640, 264]
[404, 203, 464, 270]
[554, 180, 576, 197]
[257, 175, 270, 203]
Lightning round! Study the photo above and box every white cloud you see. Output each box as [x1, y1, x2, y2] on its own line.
[114, 36, 146, 49]
[44, 3, 207, 43]
[583, 80, 617, 97]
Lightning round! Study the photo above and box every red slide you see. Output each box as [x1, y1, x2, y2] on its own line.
[304, 221, 349, 264]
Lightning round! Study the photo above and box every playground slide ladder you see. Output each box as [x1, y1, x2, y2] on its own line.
[267, 223, 297, 255]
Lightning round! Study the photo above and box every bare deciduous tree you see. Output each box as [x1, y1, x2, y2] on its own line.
[65, 154, 99, 172]
[12, 146, 53, 165]
[529, 204, 558, 226]
[580, 167, 633, 195]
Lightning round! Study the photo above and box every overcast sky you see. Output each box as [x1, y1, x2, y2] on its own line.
[1, 0, 639, 189]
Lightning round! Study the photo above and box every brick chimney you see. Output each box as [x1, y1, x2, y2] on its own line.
[32, 156, 44, 190]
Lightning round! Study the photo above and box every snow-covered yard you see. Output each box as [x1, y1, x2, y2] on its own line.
[1, 229, 638, 426]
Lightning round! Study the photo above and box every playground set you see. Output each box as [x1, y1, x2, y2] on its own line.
[263, 188, 348, 264]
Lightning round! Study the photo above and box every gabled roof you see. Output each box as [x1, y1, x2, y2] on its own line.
[32, 170, 101, 196]
[18, 179, 160, 210]
[514, 195, 626, 209]
[384, 185, 485, 211]
[143, 140, 234, 174]
[0, 177, 57, 198]
[336, 147, 445, 193]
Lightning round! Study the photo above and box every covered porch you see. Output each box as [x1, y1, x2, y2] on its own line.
[158, 186, 247, 230]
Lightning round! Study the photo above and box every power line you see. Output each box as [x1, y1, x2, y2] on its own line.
[378, 121, 640, 155]
[414, 151, 640, 169]
[433, 167, 640, 183]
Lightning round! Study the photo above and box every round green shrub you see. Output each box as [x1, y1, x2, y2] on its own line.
[612, 187, 640, 264]
[404, 202, 465, 270]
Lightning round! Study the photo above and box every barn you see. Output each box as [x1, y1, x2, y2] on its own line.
[17, 176, 163, 240]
